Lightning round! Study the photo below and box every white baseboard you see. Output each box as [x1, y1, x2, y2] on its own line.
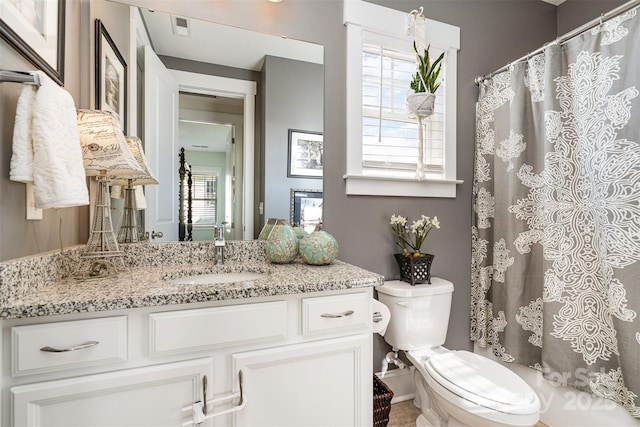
[375, 367, 415, 403]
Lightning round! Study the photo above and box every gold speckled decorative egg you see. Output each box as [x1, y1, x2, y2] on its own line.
[299, 230, 338, 265]
[265, 220, 298, 263]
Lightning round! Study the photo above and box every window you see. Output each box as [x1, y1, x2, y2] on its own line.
[183, 167, 219, 227]
[362, 41, 445, 177]
[344, 0, 461, 198]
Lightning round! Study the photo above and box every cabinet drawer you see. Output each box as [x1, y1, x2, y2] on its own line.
[11, 316, 127, 376]
[302, 292, 370, 335]
[150, 301, 288, 356]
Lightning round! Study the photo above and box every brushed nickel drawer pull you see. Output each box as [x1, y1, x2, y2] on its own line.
[321, 310, 354, 318]
[40, 340, 99, 353]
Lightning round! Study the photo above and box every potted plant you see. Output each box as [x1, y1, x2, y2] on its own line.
[390, 213, 440, 285]
[406, 42, 445, 118]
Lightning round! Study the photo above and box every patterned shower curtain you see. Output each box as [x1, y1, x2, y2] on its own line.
[472, 7, 640, 419]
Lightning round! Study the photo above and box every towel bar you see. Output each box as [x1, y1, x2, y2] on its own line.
[0, 70, 40, 85]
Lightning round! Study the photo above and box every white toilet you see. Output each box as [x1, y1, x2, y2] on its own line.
[376, 279, 540, 427]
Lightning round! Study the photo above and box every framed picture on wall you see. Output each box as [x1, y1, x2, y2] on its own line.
[290, 189, 323, 233]
[0, 0, 65, 84]
[95, 19, 127, 133]
[287, 129, 323, 178]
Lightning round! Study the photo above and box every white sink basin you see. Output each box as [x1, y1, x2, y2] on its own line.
[168, 272, 265, 285]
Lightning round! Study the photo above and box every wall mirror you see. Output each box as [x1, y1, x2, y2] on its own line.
[107, 1, 324, 242]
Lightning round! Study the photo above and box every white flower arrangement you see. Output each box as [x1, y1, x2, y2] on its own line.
[390, 214, 440, 256]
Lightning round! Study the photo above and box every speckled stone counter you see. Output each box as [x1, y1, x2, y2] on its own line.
[0, 241, 384, 320]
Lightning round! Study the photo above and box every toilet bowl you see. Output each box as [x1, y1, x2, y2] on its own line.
[376, 279, 540, 427]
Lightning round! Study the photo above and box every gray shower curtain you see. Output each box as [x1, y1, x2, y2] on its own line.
[472, 7, 640, 419]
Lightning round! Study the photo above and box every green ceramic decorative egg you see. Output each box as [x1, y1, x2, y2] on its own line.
[258, 218, 278, 240]
[299, 230, 339, 265]
[265, 220, 298, 263]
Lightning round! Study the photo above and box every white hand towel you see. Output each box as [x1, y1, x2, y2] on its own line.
[10, 83, 37, 183]
[134, 186, 147, 210]
[10, 71, 89, 209]
[109, 184, 148, 210]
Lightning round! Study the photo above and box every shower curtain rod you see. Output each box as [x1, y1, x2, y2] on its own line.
[474, 0, 640, 85]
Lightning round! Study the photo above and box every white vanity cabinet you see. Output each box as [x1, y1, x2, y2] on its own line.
[1, 288, 373, 427]
[11, 358, 212, 427]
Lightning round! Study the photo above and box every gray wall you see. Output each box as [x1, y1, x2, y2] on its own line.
[351, 0, 556, 359]
[0, 0, 132, 261]
[262, 56, 323, 222]
[557, 0, 627, 35]
[0, 0, 628, 365]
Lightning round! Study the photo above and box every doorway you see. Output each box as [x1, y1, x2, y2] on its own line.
[179, 92, 244, 240]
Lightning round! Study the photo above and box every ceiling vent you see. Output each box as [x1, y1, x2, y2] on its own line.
[171, 15, 191, 37]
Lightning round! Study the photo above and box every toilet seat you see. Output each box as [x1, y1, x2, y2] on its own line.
[424, 350, 539, 415]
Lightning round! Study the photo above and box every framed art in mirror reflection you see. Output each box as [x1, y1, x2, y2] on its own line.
[287, 129, 323, 178]
[95, 19, 127, 133]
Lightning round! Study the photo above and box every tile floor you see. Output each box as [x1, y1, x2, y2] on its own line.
[387, 400, 549, 427]
[388, 400, 421, 427]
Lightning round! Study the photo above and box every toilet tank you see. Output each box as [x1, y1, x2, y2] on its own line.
[376, 278, 454, 350]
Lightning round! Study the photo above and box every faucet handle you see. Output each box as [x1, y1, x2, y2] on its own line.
[214, 224, 225, 245]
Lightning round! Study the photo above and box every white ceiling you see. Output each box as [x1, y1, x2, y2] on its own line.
[140, 8, 323, 72]
[141, 9, 323, 153]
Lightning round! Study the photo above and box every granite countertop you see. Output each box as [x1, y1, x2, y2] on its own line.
[0, 241, 384, 320]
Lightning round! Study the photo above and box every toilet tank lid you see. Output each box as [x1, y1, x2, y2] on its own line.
[376, 278, 453, 297]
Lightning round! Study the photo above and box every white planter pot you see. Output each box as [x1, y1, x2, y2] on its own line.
[406, 92, 436, 118]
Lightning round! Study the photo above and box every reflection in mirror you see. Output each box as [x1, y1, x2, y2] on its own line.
[124, 6, 324, 242]
[178, 93, 244, 241]
[290, 190, 323, 234]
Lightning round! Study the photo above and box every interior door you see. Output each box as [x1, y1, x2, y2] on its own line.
[144, 45, 179, 241]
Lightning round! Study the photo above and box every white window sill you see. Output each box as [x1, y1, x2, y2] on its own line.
[343, 174, 463, 198]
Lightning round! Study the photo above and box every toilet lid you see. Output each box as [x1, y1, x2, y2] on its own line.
[425, 351, 539, 414]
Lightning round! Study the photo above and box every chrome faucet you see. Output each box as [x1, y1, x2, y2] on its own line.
[214, 224, 225, 265]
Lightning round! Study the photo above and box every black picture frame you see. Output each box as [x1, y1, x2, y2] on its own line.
[0, 0, 65, 84]
[95, 19, 127, 133]
[287, 129, 323, 178]
[290, 189, 323, 232]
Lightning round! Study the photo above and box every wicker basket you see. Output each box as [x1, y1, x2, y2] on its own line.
[373, 374, 394, 427]
[394, 253, 434, 285]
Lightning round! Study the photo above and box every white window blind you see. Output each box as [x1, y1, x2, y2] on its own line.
[184, 170, 218, 227]
[344, 0, 461, 197]
[362, 42, 445, 177]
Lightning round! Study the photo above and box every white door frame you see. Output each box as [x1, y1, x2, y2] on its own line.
[171, 70, 256, 240]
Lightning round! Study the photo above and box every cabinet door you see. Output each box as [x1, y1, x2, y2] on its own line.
[11, 358, 212, 427]
[233, 334, 371, 427]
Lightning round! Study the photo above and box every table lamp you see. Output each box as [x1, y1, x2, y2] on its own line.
[75, 110, 144, 279]
[111, 136, 158, 243]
